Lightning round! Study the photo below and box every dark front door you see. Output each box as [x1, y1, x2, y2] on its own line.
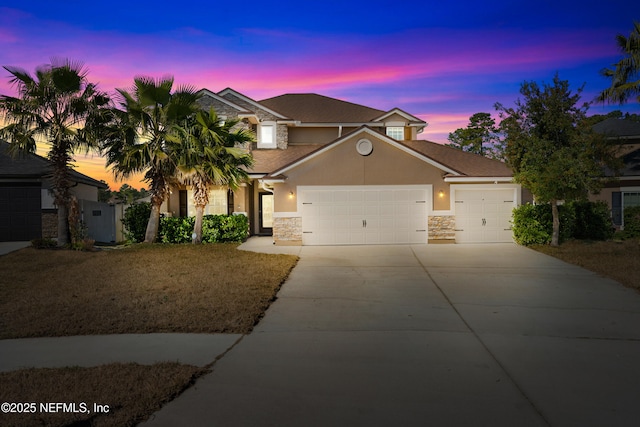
[258, 192, 274, 235]
[179, 190, 188, 217]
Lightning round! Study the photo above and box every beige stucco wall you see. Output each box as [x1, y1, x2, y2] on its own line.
[273, 133, 451, 212]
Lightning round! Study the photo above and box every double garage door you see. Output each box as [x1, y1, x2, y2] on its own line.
[454, 189, 515, 243]
[300, 186, 429, 245]
[0, 184, 42, 242]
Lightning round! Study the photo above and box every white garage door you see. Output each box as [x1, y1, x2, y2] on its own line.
[300, 186, 429, 245]
[454, 189, 515, 243]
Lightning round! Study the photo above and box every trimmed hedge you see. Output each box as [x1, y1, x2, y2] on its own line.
[512, 201, 614, 245]
[159, 214, 249, 244]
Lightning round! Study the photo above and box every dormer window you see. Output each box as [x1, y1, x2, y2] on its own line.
[386, 126, 405, 140]
[258, 121, 277, 148]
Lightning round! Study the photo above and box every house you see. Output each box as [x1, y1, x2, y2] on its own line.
[0, 140, 112, 242]
[161, 89, 521, 245]
[591, 117, 640, 228]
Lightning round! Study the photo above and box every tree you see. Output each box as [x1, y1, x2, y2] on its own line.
[0, 58, 111, 245]
[103, 75, 200, 243]
[598, 22, 640, 105]
[447, 112, 504, 160]
[496, 75, 620, 246]
[174, 108, 254, 244]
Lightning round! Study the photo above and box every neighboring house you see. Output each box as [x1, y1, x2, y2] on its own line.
[591, 118, 640, 228]
[162, 88, 521, 245]
[0, 140, 113, 242]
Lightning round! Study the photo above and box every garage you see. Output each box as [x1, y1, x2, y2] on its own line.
[299, 186, 429, 245]
[0, 184, 42, 242]
[453, 188, 516, 243]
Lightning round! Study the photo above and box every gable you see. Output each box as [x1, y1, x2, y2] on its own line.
[270, 127, 459, 179]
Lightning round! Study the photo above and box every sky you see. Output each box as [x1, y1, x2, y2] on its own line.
[0, 0, 639, 189]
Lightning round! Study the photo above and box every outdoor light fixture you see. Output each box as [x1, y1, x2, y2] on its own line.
[438, 190, 445, 198]
[289, 191, 295, 199]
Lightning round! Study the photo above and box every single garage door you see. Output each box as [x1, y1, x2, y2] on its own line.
[300, 186, 429, 245]
[0, 184, 42, 242]
[454, 189, 515, 243]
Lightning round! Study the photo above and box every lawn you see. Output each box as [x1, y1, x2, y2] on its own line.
[0, 243, 298, 426]
[531, 238, 640, 291]
[0, 243, 298, 339]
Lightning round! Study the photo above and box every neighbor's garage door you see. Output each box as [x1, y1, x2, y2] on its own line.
[0, 184, 42, 242]
[300, 186, 429, 245]
[454, 189, 515, 243]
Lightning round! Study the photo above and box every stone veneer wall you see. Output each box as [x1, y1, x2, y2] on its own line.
[42, 211, 57, 239]
[273, 217, 302, 242]
[428, 215, 455, 241]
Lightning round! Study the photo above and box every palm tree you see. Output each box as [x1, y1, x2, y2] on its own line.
[103, 75, 200, 243]
[174, 108, 254, 244]
[598, 22, 640, 104]
[0, 58, 111, 245]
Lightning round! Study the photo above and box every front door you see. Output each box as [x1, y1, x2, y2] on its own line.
[259, 192, 274, 235]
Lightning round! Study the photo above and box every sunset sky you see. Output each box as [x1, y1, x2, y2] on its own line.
[1, 1, 639, 189]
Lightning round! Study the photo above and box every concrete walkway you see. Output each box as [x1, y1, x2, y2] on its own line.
[0, 241, 30, 256]
[140, 242, 640, 427]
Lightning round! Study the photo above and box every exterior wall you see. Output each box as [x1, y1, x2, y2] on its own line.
[428, 215, 455, 242]
[273, 133, 451, 213]
[288, 127, 341, 144]
[71, 183, 99, 202]
[273, 216, 302, 243]
[41, 210, 57, 239]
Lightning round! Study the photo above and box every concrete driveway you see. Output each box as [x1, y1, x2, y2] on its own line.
[144, 243, 640, 427]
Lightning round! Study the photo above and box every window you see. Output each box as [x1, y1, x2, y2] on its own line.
[386, 126, 404, 140]
[613, 191, 640, 227]
[258, 122, 277, 148]
[205, 188, 228, 215]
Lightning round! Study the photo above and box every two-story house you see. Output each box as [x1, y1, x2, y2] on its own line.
[161, 88, 520, 245]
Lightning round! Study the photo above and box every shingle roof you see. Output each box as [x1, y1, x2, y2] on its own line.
[258, 94, 385, 123]
[0, 140, 107, 188]
[593, 118, 640, 138]
[249, 145, 320, 175]
[400, 140, 513, 177]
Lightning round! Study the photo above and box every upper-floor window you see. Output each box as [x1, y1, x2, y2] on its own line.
[386, 126, 404, 140]
[258, 121, 277, 148]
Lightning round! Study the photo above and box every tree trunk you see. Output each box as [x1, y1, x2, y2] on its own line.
[551, 199, 560, 247]
[144, 202, 162, 243]
[193, 205, 204, 244]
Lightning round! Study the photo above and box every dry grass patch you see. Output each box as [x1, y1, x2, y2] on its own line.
[532, 238, 640, 291]
[0, 244, 298, 338]
[0, 362, 207, 427]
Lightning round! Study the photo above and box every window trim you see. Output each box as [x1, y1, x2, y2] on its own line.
[257, 121, 277, 148]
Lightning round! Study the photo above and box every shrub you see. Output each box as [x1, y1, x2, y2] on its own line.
[159, 216, 195, 244]
[159, 214, 249, 244]
[122, 202, 152, 243]
[511, 203, 574, 245]
[512, 204, 551, 245]
[623, 206, 640, 238]
[569, 200, 614, 240]
[512, 200, 617, 245]
[31, 238, 58, 249]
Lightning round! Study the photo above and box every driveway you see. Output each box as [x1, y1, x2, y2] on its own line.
[144, 243, 640, 427]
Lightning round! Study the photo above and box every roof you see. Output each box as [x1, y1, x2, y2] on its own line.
[258, 94, 385, 123]
[0, 140, 107, 188]
[261, 127, 512, 179]
[593, 118, 640, 138]
[400, 140, 512, 177]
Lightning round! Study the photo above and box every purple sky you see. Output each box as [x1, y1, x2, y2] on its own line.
[1, 1, 638, 188]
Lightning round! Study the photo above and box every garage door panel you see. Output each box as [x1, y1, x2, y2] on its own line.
[455, 189, 515, 243]
[300, 186, 429, 245]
